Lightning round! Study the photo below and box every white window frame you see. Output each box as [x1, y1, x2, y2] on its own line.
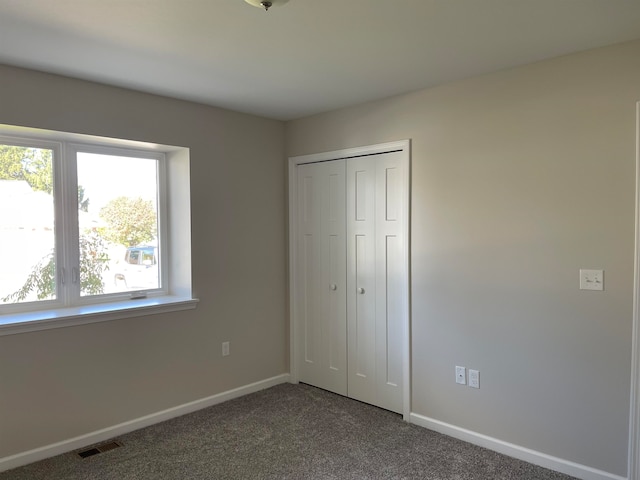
[0, 134, 65, 313]
[68, 143, 169, 304]
[0, 124, 197, 336]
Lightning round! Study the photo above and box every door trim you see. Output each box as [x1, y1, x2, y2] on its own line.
[629, 102, 640, 479]
[288, 140, 411, 420]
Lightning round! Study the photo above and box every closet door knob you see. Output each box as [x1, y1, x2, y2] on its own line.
[330, 284, 337, 291]
[357, 287, 365, 294]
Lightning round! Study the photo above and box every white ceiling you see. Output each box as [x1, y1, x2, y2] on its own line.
[0, 0, 639, 121]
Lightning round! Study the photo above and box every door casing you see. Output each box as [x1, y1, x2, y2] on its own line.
[629, 102, 640, 479]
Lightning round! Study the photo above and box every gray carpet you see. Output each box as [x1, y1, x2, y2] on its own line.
[1, 383, 576, 479]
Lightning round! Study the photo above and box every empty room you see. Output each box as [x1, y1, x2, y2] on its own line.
[1, 1, 640, 479]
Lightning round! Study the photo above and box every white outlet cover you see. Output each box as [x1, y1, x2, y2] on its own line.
[580, 269, 604, 291]
[455, 366, 466, 385]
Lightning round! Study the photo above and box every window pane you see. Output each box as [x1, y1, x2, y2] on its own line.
[76, 153, 160, 296]
[0, 144, 56, 304]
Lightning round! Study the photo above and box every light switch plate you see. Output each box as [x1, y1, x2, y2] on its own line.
[580, 269, 604, 291]
[468, 369, 480, 389]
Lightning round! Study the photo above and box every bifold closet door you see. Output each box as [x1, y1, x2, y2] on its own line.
[347, 152, 405, 414]
[295, 160, 347, 396]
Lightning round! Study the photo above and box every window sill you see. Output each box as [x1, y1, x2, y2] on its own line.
[0, 296, 199, 337]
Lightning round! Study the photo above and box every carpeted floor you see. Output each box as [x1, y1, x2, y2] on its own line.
[1, 383, 576, 479]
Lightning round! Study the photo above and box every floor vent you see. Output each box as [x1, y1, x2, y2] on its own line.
[77, 441, 121, 458]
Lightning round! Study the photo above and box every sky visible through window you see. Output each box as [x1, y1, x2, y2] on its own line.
[77, 153, 158, 215]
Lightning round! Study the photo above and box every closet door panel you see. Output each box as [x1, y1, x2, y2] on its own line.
[295, 161, 347, 395]
[347, 158, 377, 403]
[298, 166, 321, 372]
[374, 153, 405, 413]
[324, 162, 347, 391]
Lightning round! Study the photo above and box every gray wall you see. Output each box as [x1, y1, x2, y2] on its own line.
[0, 66, 287, 457]
[286, 39, 640, 476]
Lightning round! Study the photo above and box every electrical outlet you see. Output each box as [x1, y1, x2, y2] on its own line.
[468, 369, 480, 389]
[222, 341, 230, 356]
[580, 269, 604, 291]
[455, 366, 466, 385]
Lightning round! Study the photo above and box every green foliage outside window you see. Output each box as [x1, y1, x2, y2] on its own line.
[99, 196, 157, 248]
[1, 230, 110, 302]
[0, 145, 53, 194]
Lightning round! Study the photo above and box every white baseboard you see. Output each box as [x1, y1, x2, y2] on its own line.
[0, 373, 290, 473]
[410, 413, 626, 480]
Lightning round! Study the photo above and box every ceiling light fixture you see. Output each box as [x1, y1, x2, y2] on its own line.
[244, 0, 289, 11]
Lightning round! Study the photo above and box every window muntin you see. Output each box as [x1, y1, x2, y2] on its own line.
[0, 135, 167, 315]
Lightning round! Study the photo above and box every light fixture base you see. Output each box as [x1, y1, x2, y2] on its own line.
[244, 0, 289, 11]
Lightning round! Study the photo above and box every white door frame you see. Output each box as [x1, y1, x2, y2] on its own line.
[288, 139, 411, 421]
[629, 102, 640, 479]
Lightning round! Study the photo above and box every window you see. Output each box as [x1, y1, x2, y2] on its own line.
[75, 149, 164, 296]
[0, 125, 196, 334]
